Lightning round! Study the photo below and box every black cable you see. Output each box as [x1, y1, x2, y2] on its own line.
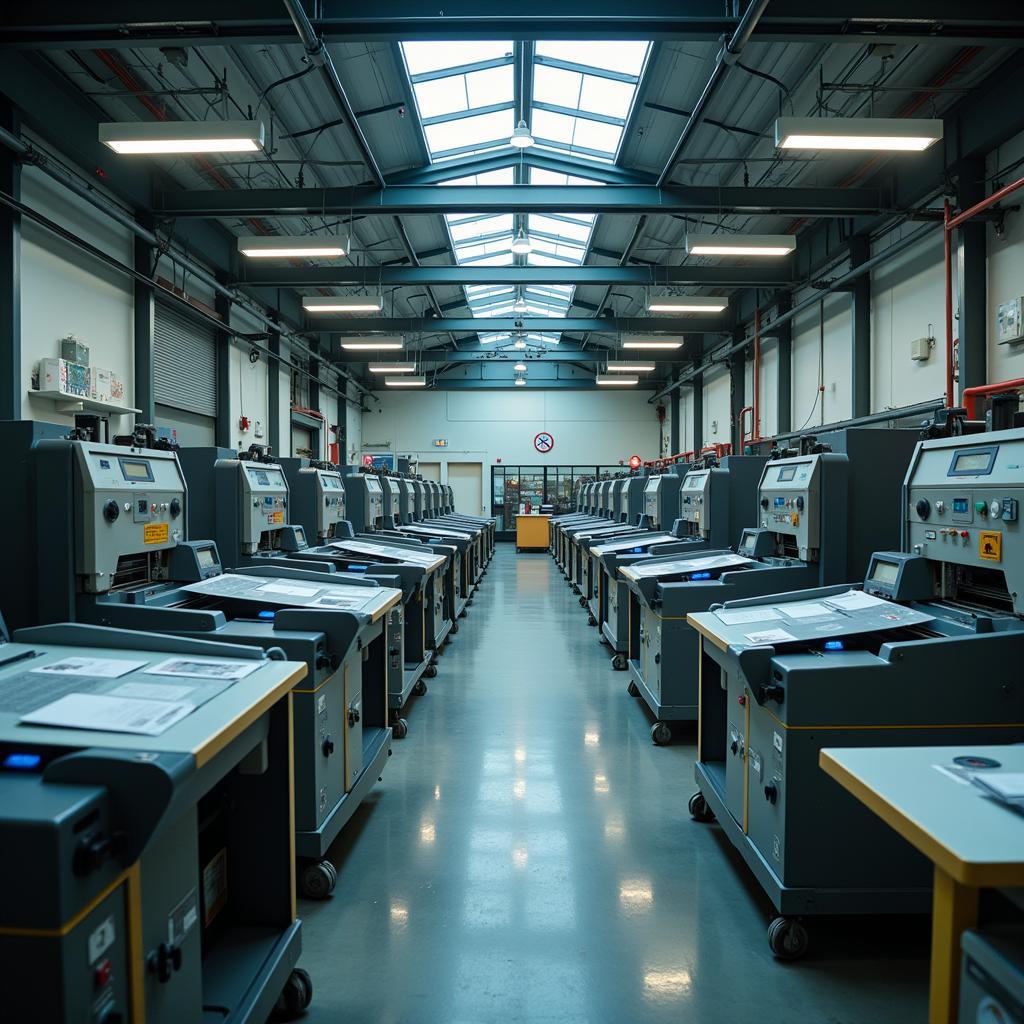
[254, 63, 316, 117]
[736, 60, 794, 113]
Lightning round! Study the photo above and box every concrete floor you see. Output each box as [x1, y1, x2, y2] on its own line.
[299, 545, 929, 1023]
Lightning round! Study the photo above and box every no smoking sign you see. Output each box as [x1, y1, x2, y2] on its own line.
[534, 432, 554, 453]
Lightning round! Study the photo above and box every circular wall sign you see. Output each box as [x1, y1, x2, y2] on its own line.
[533, 432, 554, 453]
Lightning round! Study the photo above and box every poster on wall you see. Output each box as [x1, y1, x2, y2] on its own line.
[363, 453, 395, 470]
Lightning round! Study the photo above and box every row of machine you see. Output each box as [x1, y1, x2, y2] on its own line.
[550, 416, 1024, 978]
[0, 420, 493, 1024]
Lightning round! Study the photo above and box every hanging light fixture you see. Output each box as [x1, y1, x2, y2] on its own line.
[514, 377, 527, 386]
[304, 295, 383, 313]
[647, 295, 727, 313]
[512, 291, 529, 314]
[774, 116, 943, 152]
[621, 336, 683, 350]
[511, 227, 533, 255]
[509, 119, 534, 149]
[606, 362, 656, 372]
[596, 374, 639, 386]
[238, 235, 346, 258]
[685, 233, 795, 258]
[385, 375, 426, 387]
[99, 120, 265, 154]
[514, 362, 527, 372]
[513, 337, 527, 349]
[339, 335, 404, 351]
[368, 362, 417, 373]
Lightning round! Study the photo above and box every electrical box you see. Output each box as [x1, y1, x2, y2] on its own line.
[997, 297, 1024, 345]
[59, 336, 90, 366]
[909, 336, 932, 362]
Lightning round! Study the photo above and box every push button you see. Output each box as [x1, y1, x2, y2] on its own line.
[94, 958, 113, 989]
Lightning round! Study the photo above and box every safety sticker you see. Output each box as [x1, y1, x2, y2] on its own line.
[979, 531, 1001, 562]
[268, 511, 284, 525]
[144, 523, 169, 545]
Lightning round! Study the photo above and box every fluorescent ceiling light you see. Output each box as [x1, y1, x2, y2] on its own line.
[647, 296, 727, 313]
[686, 233, 795, 257]
[596, 374, 639, 386]
[514, 378, 527, 386]
[385, 375, 427, 387]
[622, 337, 683, 350]
[99, 120, 265, 154]
[511, 228, 533, 255]
[606, 363, 655, 372]
[368, 362, 417, 373]
[514, 362, 527, 371]
[304, 295, 383, 313]
[340, 335, 405, 351]
[774, 116, 942, 152]
[510, 119, 534, 149]
[238, 235, 346, 258]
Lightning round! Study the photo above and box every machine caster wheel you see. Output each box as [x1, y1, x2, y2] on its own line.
[392, 717, 409, 739]
[300, 860, 337, 900]
[467, 599, 474, 606]
[627, 680, 639, 697]
[688, 792, 715, 823]
[611, 653, 628, 671]
[413, 679, 428, 697]
[598, 634, 610, 646]
[273, 967, 313, 1019]
[425, 663, 438, 678]
[578, 595, 587, 607]
[587, 613, 597, 627]
[450, 622, 459, 635]
[651, 721, 672, 746]
[767, 917, 809, 960]
[459, 610, 467, 618]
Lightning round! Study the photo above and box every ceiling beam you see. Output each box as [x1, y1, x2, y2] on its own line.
[156, 184, 888, 219]
[4, 3, 1022, 47]
[239, 264, 793, 287]
[396, 377, 660, 390]
[305, 316, 725, 333]
[336, 347, 690, 363]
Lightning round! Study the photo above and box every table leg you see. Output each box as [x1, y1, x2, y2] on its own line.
[928, 865, 978, 1024]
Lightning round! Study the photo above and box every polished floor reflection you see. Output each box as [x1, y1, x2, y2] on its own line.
[300, 546, 929, 1023]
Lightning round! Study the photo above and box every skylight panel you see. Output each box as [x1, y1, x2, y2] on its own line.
[528, 214, 592, 243]
[423, 109, 514, 157]
[447, 214, 513, 242]
[534, 41, 650, 77]
[402, 41, 512, 76]
[438, 167, 515, 186]
[466, 65, 514, 108]
[579, 76, 635, 119]
[534, 64, 582, 106]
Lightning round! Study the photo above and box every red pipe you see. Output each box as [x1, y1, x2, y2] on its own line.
[963, 379, 1024, 420]
[738, 405, 754, 445]
[752, 307, 761, 440]
[947, 173, 1024, 231]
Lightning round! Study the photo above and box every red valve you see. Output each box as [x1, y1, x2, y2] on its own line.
[737, 695, 747, 706]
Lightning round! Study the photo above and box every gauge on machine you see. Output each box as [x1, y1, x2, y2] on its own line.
[990, 499, 1002, 518]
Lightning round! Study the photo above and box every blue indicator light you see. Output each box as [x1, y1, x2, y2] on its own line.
[631, 547, 643, 553]
[347, 564, 368, 572]
[824, 640, 844, 651]
[690, 571, 712, 580]
[3, 752, 41, 770]
[258, 609, 276, 620]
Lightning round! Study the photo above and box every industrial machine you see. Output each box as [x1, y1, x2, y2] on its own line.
[0, 618, 314, 1023]
[552, 476, 627, 573]
[279, 456, 354, 543]
[687, 425, 1024, 956]
[960, 928, 1024, 1024]
[430, 482, 496, 561]
[2, 428, 402, 899]
[594, 455, 768, 661]
[639, 464, 690, 531]
[549, 482, 601, 559]
[341, 465, 386, 533]
[620, 429, 918, 744]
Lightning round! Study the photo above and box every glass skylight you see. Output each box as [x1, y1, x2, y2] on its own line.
[400, 39, 651, 349]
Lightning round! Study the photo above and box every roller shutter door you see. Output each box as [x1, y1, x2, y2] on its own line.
[154, 302, 218, 417]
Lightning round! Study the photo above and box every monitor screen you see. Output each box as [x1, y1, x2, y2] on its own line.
[120, 458, 153, 482]
[196, 547, 217, 569]
[950, 450, 995, 474]
[776, 465, 797, 482]
[685, 474, 706, 489]
[366, 478, 382, 493]
[739, 533, 756, 555]
[871, 560, 900, 585]
[321, 475, 342, 490]
[247, 466, 285, 489]
[644, 478, 661, 493]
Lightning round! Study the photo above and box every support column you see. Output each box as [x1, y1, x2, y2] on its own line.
[0, 98, 21, 421]
[133, 224, 155, 424]
[336, 377, 347, 466]
[691, 371, 703, 452]
[729, 336, 745, 453]
[214, 279, 231, 449]
[267, 323, 281, 456]
[957, 157, 987, 395]
[776, 294, 792, 435]
[850, 234, 871, 418]
[670, 382, 680, 454]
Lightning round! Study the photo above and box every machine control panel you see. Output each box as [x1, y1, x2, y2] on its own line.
[365, 477, 384, 524]
[756, 456, 822, 561]
[612, 478, 628, 519]
[73, 442, 187, 593]
[238, 462, 289, 551]
[904, 429, 1024, 613]
[643, 477, 662, 528]
[317, 470, 347, 536]
[679, 470, 711, 530]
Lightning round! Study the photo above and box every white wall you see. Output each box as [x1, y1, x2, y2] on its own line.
[363, 389, 661, 471]
[988, 128, 1024, 385]
[702, 368, 731, 445]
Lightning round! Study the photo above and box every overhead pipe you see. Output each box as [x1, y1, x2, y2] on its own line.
[281, 0, 385, 188]
[944, 172, 1024, 407]
[0, 123, 373, 403]
[655, 0, 771, 189]
[652, 221, 937, 403]
[963, 379, 1024, 420]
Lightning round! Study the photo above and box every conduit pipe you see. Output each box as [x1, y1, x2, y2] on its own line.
[963, 378, 1024, 420]
[656, 0, 771, 188]
[944, 173, 1024, 407]
[0, 124, 374, 403]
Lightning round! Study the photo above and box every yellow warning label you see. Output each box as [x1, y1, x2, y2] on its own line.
[144, 522, 169, 545]
[979, 530, 1002, 562]
[791, 513, 799, 526]
[269, 511, 284, 525]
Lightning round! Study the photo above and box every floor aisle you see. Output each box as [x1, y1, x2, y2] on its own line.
[300, 545, 929, 1023]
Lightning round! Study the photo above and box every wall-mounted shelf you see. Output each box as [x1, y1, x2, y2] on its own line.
[28, 390, 140, 416]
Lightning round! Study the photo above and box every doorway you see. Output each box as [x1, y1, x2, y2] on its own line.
[418, 461, 441, 482]
[448, 462, 483, 515]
